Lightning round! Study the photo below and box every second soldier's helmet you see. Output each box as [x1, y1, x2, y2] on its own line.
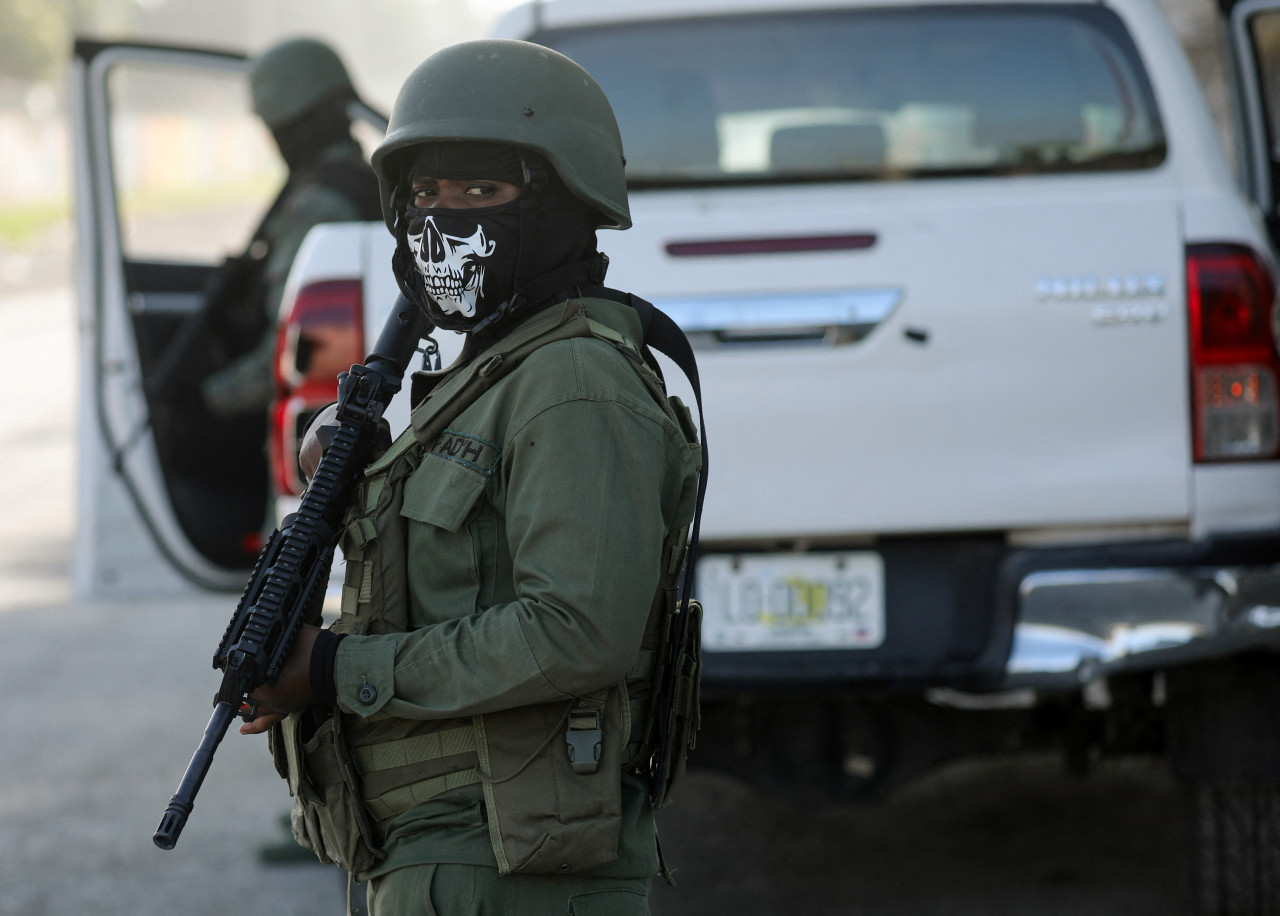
[250, 37, 357, 130]
[371, 39, 630, 232]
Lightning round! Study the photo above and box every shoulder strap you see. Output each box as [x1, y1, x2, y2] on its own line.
[588, 288, 708, 595]
[244, 179, 294, 251]
[624, 293, 708, 808]
[632, 294, 707, 588]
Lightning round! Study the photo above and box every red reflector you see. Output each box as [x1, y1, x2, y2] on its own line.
[665, 234, 877, 257]
[1187, 244, 1280, 461]
[272, 279, 365, 496]
[276, 279, 365, 388]
[271, 396, 306, 497]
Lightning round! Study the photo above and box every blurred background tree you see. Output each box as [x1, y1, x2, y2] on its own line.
[0, 0, 68, 82]
[0, 0, 492, 107]
[0, 0, 140, 82]
[0, 0, 501, 287]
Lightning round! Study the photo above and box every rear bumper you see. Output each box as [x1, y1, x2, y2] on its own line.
[698, 531, 1280, 693]
[1006, 540, 1280, 688]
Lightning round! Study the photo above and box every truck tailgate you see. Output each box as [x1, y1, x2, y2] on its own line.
[607, 177, 1190, 538]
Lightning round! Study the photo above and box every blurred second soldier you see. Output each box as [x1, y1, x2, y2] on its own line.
[198, 36, 383, 418]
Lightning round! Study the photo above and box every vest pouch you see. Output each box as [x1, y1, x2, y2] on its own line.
[278, 710, 386, 880]
[477, 686, 628, 876]
[649, 598, 703, 810]
[398, 453, 489, 623]
[267, 719, 290, 780]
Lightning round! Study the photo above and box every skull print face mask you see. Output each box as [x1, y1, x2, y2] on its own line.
[391, 141, 603, 336]
[403, 201, 521, 325]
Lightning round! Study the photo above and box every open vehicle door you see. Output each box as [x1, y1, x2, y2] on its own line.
[1225, 0, 1280, 251]
[69, 40, 385, 595]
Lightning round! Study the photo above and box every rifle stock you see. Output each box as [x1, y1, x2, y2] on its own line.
[153, 296, 429, 850]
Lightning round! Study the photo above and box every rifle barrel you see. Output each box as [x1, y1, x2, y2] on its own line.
[153, 700, 237, 849]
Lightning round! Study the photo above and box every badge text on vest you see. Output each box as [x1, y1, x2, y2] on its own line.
[430, 430, 501, 474]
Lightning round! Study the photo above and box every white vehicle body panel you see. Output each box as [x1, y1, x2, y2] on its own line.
[613, 176, 1192, 538]
[309, 0, 1280, 545]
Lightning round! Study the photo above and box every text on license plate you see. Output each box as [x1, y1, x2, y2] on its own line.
[697, 552, 885, 651]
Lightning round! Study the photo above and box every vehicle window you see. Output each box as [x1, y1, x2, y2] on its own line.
[106, 60, 284, 262]
[537, 5, 1166, 186]
[1247, 11, 1280, 159]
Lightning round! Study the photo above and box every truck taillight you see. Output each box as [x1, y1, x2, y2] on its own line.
[271, 279, 365, 496]
[1187, 244, 1280, 462]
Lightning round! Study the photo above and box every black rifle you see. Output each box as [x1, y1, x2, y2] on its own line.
[153, 296, 428, 850]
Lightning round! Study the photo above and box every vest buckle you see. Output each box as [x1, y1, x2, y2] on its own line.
[566, 707, 602, 775]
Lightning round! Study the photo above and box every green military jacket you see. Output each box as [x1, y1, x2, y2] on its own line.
[202, 139, 375, 417]
[328, 296, 700, 878]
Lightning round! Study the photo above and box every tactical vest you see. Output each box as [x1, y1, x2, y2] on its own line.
[271, 299, 702, 880]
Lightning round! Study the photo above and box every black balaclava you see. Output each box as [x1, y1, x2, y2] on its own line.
[391, 141, 603, 336]
[272, 94, 356, 173]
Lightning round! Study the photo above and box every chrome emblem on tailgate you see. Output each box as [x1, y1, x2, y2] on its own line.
[1036, 272, 1169, 326]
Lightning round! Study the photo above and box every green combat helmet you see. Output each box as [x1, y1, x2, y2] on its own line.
[371, 39, 630, 231]
[250, 37, 356, 130]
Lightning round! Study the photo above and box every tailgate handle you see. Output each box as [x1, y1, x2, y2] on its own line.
[653, 288, 902, 348]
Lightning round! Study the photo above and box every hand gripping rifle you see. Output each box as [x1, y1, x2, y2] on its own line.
[153, 296, 428, 850]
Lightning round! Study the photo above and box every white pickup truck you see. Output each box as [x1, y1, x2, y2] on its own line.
[73, 0, 1280, 910]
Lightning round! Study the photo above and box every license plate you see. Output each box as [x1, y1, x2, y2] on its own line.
[697, 552, 885, 651]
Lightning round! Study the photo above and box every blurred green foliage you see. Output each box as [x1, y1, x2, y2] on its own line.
[0, 0, 68, 81]
[0, 201, 69, 246]
[0, 0, 138, 81]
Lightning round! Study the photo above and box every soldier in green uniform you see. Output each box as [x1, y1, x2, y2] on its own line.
[241, 39, 703, 915]
[199, 36, 382, 418]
